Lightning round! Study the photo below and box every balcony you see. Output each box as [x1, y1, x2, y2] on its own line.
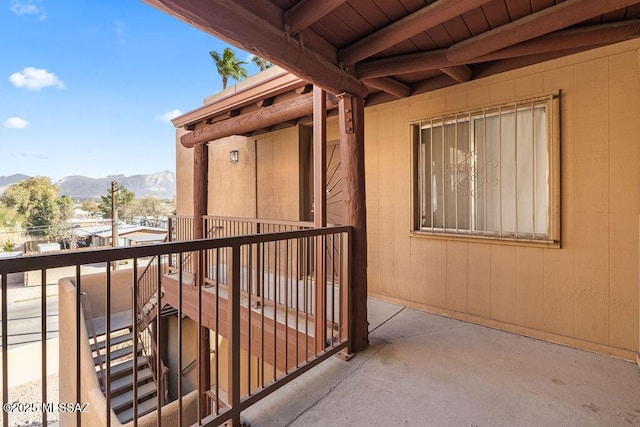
[0, 218, 351, 426]
[0, 217, 638, 426]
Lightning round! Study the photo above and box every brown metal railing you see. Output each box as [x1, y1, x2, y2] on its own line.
[0, 225, 351, 427]
[135, 296, 169, 406]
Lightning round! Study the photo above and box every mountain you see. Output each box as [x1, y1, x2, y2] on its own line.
[58, 171, 176, 199]
[0, 171, 176, 200]
[0, 174, 30, 195]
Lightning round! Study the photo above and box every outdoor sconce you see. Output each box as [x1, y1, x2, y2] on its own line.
[229, 149, 239, 163]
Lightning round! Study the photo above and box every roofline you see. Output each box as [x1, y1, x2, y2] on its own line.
[172, 70, 306, 128]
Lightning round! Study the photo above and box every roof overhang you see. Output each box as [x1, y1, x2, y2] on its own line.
[144, 0, 640, 144]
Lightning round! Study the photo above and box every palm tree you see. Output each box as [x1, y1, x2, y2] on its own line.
[251, 55, 273, 71]
[209, 48, 248, 89]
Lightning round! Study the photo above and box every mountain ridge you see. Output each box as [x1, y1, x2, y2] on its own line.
[0, 171, 176, 200]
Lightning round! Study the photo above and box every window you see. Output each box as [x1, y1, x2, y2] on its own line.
[412, 95, 559, 243]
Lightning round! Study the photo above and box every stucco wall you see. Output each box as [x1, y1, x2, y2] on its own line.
[176, 126, 306, 221]
[256, 126, 306, 221]
[363, 39, 640, 360]
[209, 135, 257, 217]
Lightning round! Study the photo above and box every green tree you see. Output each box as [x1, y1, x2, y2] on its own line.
[98, 183, 135, 219]
[128, 196, 163, 219]
[251, 55, 272, 71]
[209, 48, 248, 89]
[80, 198, 100, 215]
[0, 177, 70, 238]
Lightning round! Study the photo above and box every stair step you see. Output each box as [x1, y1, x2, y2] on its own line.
[106, 368, 154, 395]
[111, 382, 157, 412]
[90, 333, 133, 352]
[93, 345, 137, 366]
[116, 396, 158, 424]
[88, 310, 133, 337]
[100, 356, 148, 378]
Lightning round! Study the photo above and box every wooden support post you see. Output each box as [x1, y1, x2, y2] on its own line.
[313, 86, 327, 354]
[193, 143, 211, 415]
[338, 93, 368, 352]
[193, 143, 208, 240]
[313, 86, 327, 229]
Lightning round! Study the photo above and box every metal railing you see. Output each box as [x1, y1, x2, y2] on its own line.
[0, 225, 351, 426]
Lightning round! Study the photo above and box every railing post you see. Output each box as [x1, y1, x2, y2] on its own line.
[228, 245, 242, 425]
[341, 231, 352, 352]
[2, 272, 8, 427]
[315, 235, 326, 354]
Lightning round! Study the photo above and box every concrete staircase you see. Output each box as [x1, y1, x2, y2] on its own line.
[87, 315, 161, 423]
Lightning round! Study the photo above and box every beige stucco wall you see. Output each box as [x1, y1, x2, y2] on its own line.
[363, 39, 640, 360]
[176, 127, 194, 216]
[208, 135, 257, 217]
[176, 125, 307, 222]
[256, 126, 306, 221]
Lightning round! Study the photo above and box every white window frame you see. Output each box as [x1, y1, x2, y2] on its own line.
[410, 94, 560, 245]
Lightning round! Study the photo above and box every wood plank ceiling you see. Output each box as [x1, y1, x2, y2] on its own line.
[145, 0, 640, 106]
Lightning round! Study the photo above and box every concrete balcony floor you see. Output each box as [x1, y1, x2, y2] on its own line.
[244, 298, 640, 426]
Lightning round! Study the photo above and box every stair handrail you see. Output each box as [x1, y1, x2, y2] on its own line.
[137, 233, 170, 311]
[135, 298, 169, 407]
[80, 292, 106, 387]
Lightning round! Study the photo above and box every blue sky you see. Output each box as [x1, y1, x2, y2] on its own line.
[0, 0, 259, 181]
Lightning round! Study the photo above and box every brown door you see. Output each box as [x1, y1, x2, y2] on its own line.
[306, 139, 344, 282]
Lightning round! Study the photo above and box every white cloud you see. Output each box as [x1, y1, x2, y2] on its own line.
[10, 0, 47, 21]
[158, 109, 183, 122]
[3, 117, 29, 129]
[9, 67, 65, 90]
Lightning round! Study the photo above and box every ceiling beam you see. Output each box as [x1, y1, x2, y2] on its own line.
[446, 0, 640, 62]
[473, 47, 596, 79]
[356, 49, 448, 79]
[284, 0, 348, 35]
[356, 20, 640, 79]
[145, 0, 366, 97]
[440, 66, 472, 82]
[338, 0, 493, 66]
[363, 77, 411, 99]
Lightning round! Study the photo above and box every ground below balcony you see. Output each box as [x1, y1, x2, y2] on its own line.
[242, 299, 640, 427]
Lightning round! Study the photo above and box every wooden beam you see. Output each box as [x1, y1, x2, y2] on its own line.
[440, 65, 472, 82]
[193, 144, 208, 239]
[446, 0, 640, 62]
[192, 142, 210, 417]
[284, 0, 348, 36]
[296, 84, 313, 95]
[313, 86, 327, 354]
[256, 97, 274, 107]
[363, 77, 411, 99]
[313, 86, 327, 229]
[148, 0, 366, 97]
[338, 94, 368, 352]
[482, 19, 640, 61]
[338, 0, 493, 65]
[356, 49, 449, 79]
[473, 46, 597, 79]
[181, 92, 338, 147]
[356, 20, 640, 79]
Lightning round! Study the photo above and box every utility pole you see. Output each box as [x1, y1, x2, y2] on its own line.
[111, 181, 118, 271]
